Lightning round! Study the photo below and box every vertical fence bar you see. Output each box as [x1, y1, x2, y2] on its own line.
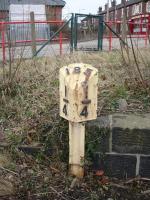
[98, 15, 103, 51]
[74, 14, 78, 50]
[30, 12, 37, 56]
[59, 31, 63, 55]
[140, 14, 142, 35]
[109, 22, 112, 51]
[1, 22, 6, 64]
[145, 24, 148, 47]
[70, 13, 74, 53]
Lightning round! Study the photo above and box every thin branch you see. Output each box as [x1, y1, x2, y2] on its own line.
[129, 34, 145, 85]
[0, 166, 19, 176]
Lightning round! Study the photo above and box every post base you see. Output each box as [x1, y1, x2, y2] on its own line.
[69, 164, 84, 178]
[69, 122, 85, 178]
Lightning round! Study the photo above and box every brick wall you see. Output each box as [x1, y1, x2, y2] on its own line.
[45, 5, 62, 21]
[104, 1, 150, 21]
[0, 11, 8, 21]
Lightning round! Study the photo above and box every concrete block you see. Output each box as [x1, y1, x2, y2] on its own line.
[112, 128, 150, 154]
[88, 114, 150, 154]
[87, 116, 111, 153]
[139, 156, 150, 178]
[112, 114, 150, 130]
[93, 153, 137, 179]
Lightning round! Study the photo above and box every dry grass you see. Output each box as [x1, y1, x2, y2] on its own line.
[0, 153, 15, 197]
[0, 50, 149, 144]
[0, 179, 14, 197]
[0, 50, 149, 199]
[0, 154, 11, 167]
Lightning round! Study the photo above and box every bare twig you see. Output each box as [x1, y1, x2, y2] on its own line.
[31, 192, 53, 197]
[109, 182, 129, 190]
[49, 186, 68, 200]
[141, 190, 150, 195]
[0, 166, 19, 176]
[129, 34, 145, 86]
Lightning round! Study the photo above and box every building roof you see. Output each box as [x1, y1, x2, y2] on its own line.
[0, 0, 66, 11]
[100, 0, 143, 14]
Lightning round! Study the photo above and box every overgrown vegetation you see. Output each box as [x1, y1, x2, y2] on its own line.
[0, 50, 150, 199]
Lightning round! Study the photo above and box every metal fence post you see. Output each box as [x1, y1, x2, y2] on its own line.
[59, 31, 63, 55]
[70, 13, 74, 52]
[98, 15, 104, 51]
[74, 14, 78, 50]
[1, 21, 6, 64]
[109, 22, 112, 51]
[30, 12, 37, 57]
[70, 13, 74, 53]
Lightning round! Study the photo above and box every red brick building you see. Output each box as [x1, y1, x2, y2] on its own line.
[99, 0, 150, 34]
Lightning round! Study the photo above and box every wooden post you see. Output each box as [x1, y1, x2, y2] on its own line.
[30, 12, 37, 56]
[106, 0, 109, 23]
[1, 21, 6, 64]
[106, 0, 110, 36]
[109, 22, 112, 51]
[59, 31, 63, 55]
[69, 122, 85, 178]
[121, 0, 127, 46]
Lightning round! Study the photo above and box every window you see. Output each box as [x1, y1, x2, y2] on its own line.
[139, 3, 142, 13]
[121, 8, 123, 18]
[142, 18, 148, 32]
[132, 3, 142, 15]
[133, 18, 140, 33]
[146, 2, 150, 12]
[127, 7, 129, 17]
[110, 12, 113, 20]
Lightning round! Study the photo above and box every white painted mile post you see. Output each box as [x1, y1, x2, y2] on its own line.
[59, 63, 98, 178]
[69, 122, 85, 178]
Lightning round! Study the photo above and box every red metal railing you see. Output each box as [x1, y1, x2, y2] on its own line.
[104, 21, 150, 51]
[0, 20, 69, 63]
[1, 19, 149, 63]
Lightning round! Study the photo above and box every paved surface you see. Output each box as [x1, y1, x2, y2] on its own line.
[0, 37, 149, 61]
